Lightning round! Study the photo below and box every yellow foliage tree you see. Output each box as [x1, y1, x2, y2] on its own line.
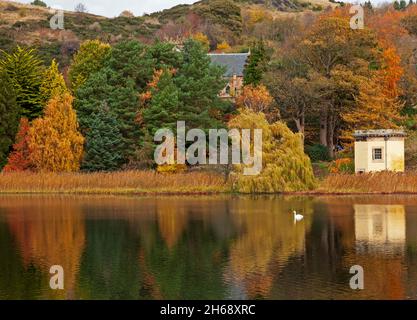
[216, 41, 231, 52]
[39, 59, 68, 106]
[192, 32, 210, 50]
[68, 39, 111, 93]
[29, 93, 84, 172]
[228, 108, 316, 193]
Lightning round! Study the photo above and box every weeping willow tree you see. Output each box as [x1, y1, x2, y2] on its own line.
[228, 109, 316, 193]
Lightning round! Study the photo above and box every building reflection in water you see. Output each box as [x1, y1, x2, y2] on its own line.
[354, 204, 406, 253]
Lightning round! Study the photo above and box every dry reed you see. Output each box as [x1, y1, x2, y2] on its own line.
[0, 171, 229, 194]
[318, 171, 417, 194]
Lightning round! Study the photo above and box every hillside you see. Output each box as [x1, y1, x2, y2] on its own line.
[0, 0, 337, 67]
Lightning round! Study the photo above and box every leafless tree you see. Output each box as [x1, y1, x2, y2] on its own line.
[74, 3, 88, 13]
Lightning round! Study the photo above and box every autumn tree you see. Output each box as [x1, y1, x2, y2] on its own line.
[0, 70, 19, 168]
[287, 16, 388, 155]
[192, 32, 210, 50]
[119, 10, 134, 18]
[3, 118, 32, 172]
[236, 84, 278, 122]
[68, 40, 111, 93]
[216, 41, 231, 52]
[29, 93, 84, 172]
[228, 108, 316, 193]
[0, 46, 44, 119]
[40, 59, 68, 105]
[341, 76, 403, 143]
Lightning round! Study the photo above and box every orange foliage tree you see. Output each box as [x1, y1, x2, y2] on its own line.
[3, 117, 32, 172]
[29, 93, 84, 172]
[236, 84, 277, 121]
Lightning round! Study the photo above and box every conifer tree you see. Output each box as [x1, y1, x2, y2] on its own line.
[142, 69, 181, 135]
[244, 41, 268, 86]
[29, 93, 84, 172]
[82, 104, 124, 172]
[68, 40, 111, 93]
[40, 59, 68, 105]
[0, 46, 44, 119]
[174, 39, 229, 131]
[0, 70, 19, 168]
[75, 68, 139, 163]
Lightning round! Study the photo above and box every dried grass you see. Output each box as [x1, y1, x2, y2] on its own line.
[318, 171, 417, 194]
[0, 171, 229, 194]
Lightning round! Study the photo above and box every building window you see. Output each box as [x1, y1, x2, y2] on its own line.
[225, 84, 231, 96]
[372, 148, 383, 161]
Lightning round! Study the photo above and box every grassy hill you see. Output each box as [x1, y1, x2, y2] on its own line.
[0, 0, 337, 67]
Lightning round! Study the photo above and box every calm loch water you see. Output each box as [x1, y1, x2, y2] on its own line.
[0, 195, 417, 300]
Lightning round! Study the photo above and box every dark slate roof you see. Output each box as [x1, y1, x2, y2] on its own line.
[208, 53, 250, 77]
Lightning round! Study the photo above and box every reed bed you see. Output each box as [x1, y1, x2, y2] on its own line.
[318, 171, 417, 194]
[0, 171, 230, 194]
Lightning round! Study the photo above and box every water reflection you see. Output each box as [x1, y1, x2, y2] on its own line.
[0, 195, 417, 300]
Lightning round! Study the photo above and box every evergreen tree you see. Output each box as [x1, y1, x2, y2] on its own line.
[244, 41, 268, 86]
[0, 46, 44, 120]
[400, 0, 407, 9]
[31, 0, 47, 7]
[75, 67, 139, 163]
[409, 0, 414, 6]
[82, 104, 124, 172]
[40, 59, 68, 105]
[394, 0, 401, 9]
[68, 40, 111, 94]
[142, 70, 181, 135]
[0, 70, 19, 168]
[174, 39, 229, 131]
[148, 41, 182, 71]
[103, 40, 154, 91]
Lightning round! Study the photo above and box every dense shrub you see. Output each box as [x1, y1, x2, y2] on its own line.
[305, 144, 330, 162]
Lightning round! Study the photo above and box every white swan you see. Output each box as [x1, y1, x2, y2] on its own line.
[293, 210, 304, 222]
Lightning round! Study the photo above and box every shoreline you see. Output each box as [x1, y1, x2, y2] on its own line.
[1, 170, 417, 196]
[1, 190, 417, 196]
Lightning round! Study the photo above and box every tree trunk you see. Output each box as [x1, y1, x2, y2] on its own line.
[327, 113, 337, 158]
[320, 113, 328, 146]
[293, 117, 305, 142]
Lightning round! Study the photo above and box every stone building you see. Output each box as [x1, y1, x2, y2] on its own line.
[354, 129, 406, 173]
[208, 52, 250, 99]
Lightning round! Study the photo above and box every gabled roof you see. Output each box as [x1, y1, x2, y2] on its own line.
[208, 53, 250, 77]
